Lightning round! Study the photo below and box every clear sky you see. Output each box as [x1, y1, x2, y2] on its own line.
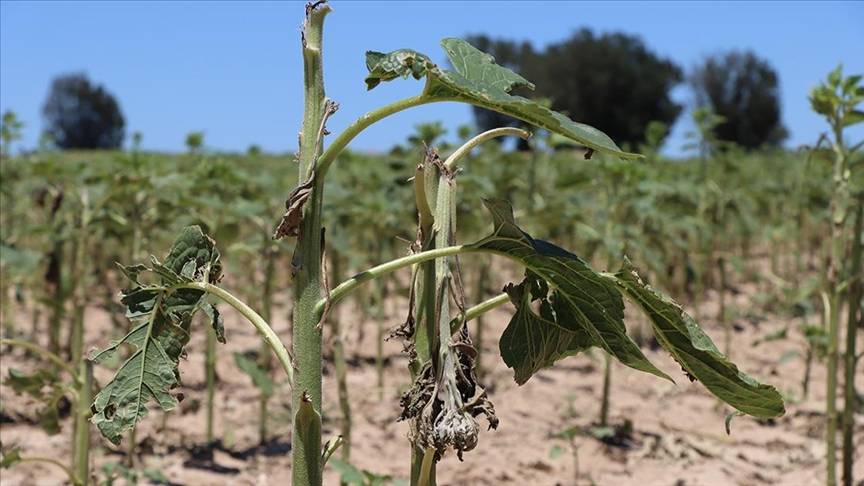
[1, 1, 862, 156]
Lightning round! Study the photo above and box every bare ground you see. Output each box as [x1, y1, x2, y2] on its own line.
[1, 274, 862, 486]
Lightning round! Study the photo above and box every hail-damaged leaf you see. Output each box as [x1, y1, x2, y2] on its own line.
[470, 199, 669, 382]
[606, 259, 785, 418]
[364, 38, 639, 159]
[499, 277, 593, 385]
[91, 226, 224, 445]
[233, 352, 274, 398]
[365, 49, 432, 90]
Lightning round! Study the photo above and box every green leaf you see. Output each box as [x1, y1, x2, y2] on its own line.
[471, 199, 670, 383]
[827, 64, 843, 89]
[499, 276, 593, 385]
[364, 39, 639, 159]
[608, 259, 785, 418]
[843, 109, 864, 128]
[328, 458, 366, 485]
[233, 352, 274, 398]
[91, 226, 223, 445]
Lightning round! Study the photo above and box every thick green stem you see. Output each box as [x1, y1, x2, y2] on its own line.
[72, 359, 92, 486]
[70, 193, 90, 366]
[826, 127, 848, 486]
[842, 197, 862, 486]
[292, 4, 330, 484]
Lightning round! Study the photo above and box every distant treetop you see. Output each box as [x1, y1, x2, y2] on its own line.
[42, 73, 125, 150]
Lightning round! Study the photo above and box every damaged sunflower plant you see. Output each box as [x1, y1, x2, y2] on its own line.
[89, 2, 785, 485]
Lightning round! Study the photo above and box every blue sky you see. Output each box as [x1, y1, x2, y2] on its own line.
[1, 1, 862, 156]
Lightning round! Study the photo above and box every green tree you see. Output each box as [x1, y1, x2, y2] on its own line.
[691, 51, 788, 149]
[185, 131, 204, 154]
[42, 73, 125, 149]
[466, 30, 683, 149]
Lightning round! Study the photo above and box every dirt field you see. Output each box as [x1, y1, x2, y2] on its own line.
[1, 272, 862, 486]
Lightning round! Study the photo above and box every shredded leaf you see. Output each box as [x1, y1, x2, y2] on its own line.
[90, 226, 224, 444]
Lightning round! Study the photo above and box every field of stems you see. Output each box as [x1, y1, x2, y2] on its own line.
[0, 3, 862, 486]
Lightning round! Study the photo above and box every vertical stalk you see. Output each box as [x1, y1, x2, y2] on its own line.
[72, 359, 93, 486]
[205, 325, 217, 444]
[599, 353, 612, 426]
[826, 125, 847, 486]
[842, 196, 862, 486]
[292, 4, 330, 485]
[257, 242, 276, 445]
[70, 192, 90, 482]
[70, 192, 90, 367]
[329, 252, 352, 483]
[473, 261, 488, 381]
[48, 239, 64, 357]
[0, 270, 10, 336]
[718, 255, 730, 356]
[803, 345, 813, 400]
[375, 277, 387, 401]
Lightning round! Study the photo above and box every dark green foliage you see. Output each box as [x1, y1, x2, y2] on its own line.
[42, 73, 125, 149]
[691, 51, 788, 149]
[465, 30, 683, 149]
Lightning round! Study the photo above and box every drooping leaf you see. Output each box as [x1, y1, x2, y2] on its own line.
[233, 352, 274, 398]
[364, 39, 640, 159]
[91, 226, 223, 445]
[499, 276, 593, 385]
[470, 199, 670, 382]
[607, 259, 785, 418]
